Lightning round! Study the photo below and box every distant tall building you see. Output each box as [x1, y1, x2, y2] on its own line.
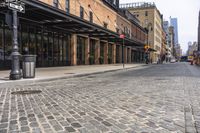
[163, 21, 169, 33]
[188, 42, 198, 56]
[170, 17, 179, 46]
[198, 11, 200, 51]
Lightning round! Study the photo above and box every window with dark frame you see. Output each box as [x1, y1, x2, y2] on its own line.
[103, 22, 108, 29]
[145, 11, 148, 16]
[53, 0, 58, 8]
[66, 0, 70, 13]
[80, 6, 84, 19]
[89, 11, 93, 23]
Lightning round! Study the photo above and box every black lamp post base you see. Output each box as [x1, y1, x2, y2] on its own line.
[10, 73, 22, 80]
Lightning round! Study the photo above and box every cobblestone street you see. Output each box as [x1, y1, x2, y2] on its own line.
[1, 63, 200, 133]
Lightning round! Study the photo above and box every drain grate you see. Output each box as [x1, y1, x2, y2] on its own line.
[11, 90, 42, 95]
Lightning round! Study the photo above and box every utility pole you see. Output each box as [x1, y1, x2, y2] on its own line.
[10, 10, 21, 80]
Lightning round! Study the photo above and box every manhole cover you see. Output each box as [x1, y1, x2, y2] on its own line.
[11, 90, 42, 95]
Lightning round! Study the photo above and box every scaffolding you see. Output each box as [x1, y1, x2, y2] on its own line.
[120, 2, 156, 9]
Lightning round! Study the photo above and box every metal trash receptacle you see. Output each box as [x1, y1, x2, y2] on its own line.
[22, 55, 36, 78]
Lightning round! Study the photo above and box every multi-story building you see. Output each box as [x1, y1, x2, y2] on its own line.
[187, 42, 198, 56]
[120, 2, 163, 63]
[168, 26, 175, 57]
[163, 21, 171, 62]
[0, 0, 147, 70]
[170, 17, 179, 46]
[161, 29, 167, 61]
[198, 11, 200, 51]
[174, 44, 182, 60]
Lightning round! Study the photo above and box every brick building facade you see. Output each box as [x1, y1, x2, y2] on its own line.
[0, 0, 147, 70]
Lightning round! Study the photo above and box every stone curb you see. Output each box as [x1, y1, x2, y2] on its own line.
[0, 64, 147, 86]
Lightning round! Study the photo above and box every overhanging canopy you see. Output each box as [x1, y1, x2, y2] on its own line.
[0, 0, 145, 47]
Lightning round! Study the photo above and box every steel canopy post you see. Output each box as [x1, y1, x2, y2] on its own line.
[9, 10, 21, 80]
[122, 38, 125, 69]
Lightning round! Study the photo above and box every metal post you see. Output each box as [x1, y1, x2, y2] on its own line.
[122, 38, 125, 68]
[9, 10, 21, 80]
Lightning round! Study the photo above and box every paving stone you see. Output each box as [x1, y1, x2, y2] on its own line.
[65, 127, 76, 132]
[0, 123, 8, 129]
[30, 122, 39, 127]
[0, 129, 7, 133]
[21, 126, 30, 132]
[71, 123, 82, 128]
[47, 116, 54, 120]
[1, 63, 200, 132]
[53, 124, 63, 131]
[102, 121, 112, 127]
[19, 117, 27, 121]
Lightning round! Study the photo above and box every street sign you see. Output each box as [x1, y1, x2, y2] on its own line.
[120, 34, 125, 39]
[8, 2, 25, 13]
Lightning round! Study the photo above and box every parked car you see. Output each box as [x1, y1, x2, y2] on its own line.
[170, 58, 176, 63]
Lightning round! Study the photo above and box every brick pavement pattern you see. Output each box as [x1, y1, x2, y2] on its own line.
[0, 62, 200, 133]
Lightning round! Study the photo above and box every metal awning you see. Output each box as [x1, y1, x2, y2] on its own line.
[0, 0, 145, 47]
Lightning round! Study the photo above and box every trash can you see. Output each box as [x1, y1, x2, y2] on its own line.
[22, 55, 36, 78]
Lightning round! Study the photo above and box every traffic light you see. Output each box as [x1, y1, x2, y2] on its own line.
[144, 45, 149, 49]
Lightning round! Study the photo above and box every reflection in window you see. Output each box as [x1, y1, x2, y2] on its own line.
[90, 39, 95, 64]
[80, 6, 84, 19]
[66, 0, 69, 13]
[4, 28, 12, 61]
[77, 37, 85, 65]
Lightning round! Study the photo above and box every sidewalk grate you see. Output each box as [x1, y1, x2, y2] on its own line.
[11, 90, 42, 95]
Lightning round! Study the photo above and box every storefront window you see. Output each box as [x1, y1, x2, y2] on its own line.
[59, 35, 63, 65]
[77, 37, 85, 65]
[21, 26, 29, 55]
[0, 21, 4, 68]
[4, 28, 12, 68]
[90, 39, 95, 64]
[43, 31, 48, 66]
[63, 35, 70, 65]
[48, 32, 53, 66]
[29, 27, 36, 55]
[53, 33, 58, 65]
[100, 42, 104, 64]
[116, 45, 120, 63]
[36, 28, 42, 67]
[108, 44, 112, 64]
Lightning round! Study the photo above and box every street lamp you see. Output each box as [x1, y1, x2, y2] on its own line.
[9, 10, 21, 80]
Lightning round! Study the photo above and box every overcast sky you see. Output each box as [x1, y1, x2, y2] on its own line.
[120, 0, 200, 54]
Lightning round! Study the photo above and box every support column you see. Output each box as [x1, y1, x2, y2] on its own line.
[129, 47, 132, 63]
[119, 45, 122, 63]
[85, 37, 90, 65]
[104, 42, 108, 64]
[124, 46, 127, 63]
[95, 39, 100, 64]
[70, 34, 77, 65]
[112, 44, 116, 64]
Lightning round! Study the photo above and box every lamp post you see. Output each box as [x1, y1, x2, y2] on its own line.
[120, 34, 125, 68]
[9, 10, 21, 80]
